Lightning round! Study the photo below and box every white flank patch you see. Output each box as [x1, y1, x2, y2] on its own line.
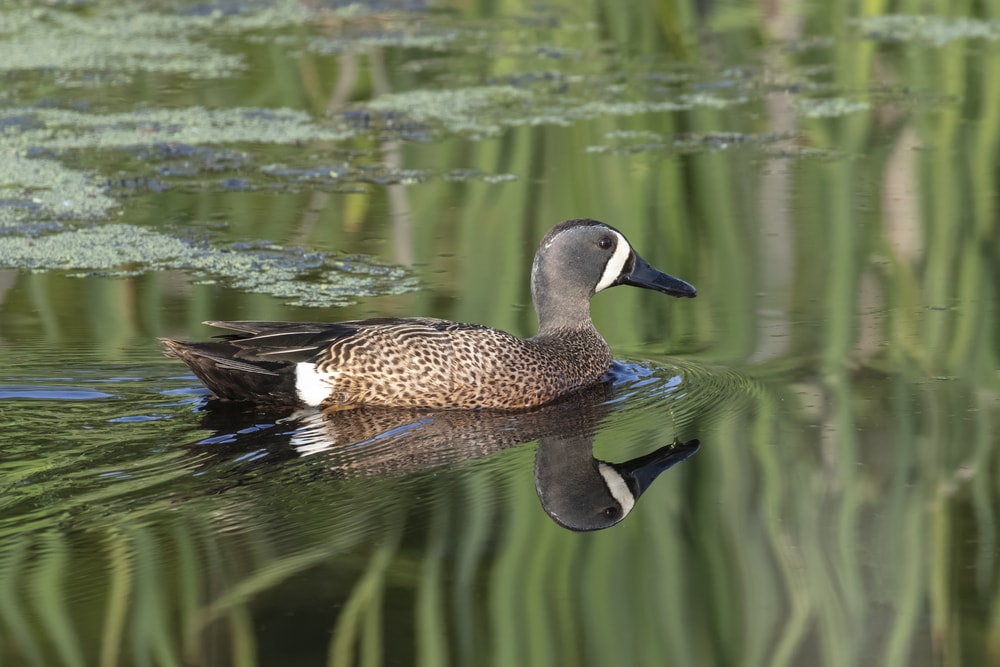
[597, 462, 636, 515]
[594, 231, 631, 293]
[295, 362, 333, 406]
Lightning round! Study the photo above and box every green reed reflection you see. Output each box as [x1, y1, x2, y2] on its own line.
[0, 372, 995, 666]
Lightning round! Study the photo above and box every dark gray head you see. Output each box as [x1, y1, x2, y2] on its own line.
[530, 219, 696, 333]
[535, 435, 701, 531]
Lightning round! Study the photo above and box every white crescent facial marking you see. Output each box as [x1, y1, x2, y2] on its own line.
[594, 231, 631, 293]
[295, 362, 333, 406]
[597, 462, 636, 515]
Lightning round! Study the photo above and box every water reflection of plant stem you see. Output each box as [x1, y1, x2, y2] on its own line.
[99, 530, 132, 667]
[292, 53, 361, 248]
[329, 517, 402, 667]
[751, 6, 800, 365]
[0, 538, 45, 665]
[33, 531, 83, 667]
[371, 47, 415, 267]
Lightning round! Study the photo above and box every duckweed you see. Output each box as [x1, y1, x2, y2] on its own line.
[361, 87, 741, 138]
[2, 107, 353, 151]
[858, 15, 1000, 46]
[797, 97, 871, 118]
[0, 1, 328, 78]
[0, 224, 416, 307]
[0, 152, 118, 229]
[0, 6, 242, 77]
[364, 86, 535, 137]
[310, 30, 460, 54]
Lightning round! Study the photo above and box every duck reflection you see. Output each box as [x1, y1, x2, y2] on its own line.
[535, 434, 698, 531]
[189, 382, 699, 531]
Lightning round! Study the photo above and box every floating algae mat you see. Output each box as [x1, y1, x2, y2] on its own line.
[856, 14, 1000, 45]
[0, 1, 318, 79]
[0, 107, 354, 151]
[0, 224, 416, 307]
[0, 153, 119, 229]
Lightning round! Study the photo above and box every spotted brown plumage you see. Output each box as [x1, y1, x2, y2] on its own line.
[161, 218, 696, 410]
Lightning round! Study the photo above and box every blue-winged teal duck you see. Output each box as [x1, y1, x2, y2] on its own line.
[162, 218, 696, 410]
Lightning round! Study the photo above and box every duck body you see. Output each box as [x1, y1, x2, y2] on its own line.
[164, 317, 613, 410]
[163, 219, 695, 410]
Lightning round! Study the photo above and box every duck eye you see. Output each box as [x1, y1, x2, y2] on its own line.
[597, 237, 614, 250]
[603, 506, 620, 519]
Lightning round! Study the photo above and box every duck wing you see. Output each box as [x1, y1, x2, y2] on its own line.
[204, 318, 490, 364]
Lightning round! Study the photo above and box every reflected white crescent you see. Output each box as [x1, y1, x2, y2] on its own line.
[597, 462, 636, 515]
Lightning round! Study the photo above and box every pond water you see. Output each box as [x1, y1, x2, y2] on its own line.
[2, 1, 999, 665]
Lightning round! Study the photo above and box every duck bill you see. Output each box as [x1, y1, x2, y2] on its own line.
[619, 253, 696, 298]
[616, 439, 700, 497]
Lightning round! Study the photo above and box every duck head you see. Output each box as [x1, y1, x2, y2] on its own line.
[531, 219, 696, 333]
[535, 434, 700, 531]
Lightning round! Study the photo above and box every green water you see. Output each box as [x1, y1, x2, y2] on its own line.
[2, 0, 1000, 665]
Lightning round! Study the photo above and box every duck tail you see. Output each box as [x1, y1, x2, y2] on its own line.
[160, 338, 300, 406]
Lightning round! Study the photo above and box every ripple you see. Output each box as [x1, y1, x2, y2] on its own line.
[0, 384, 115, 400]
[106, 414, 172, 423]
[602, 356, 762, 445]
[0, 358, 223, 540]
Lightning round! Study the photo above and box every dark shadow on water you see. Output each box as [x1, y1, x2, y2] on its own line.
[183, 379, 699, 531]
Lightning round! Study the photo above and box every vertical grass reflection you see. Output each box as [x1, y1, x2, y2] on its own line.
[0, 370, 997, 666]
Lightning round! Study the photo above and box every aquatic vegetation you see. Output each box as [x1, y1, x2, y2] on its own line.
[858, 14, 1000, 46]
[0, 106, 356, 228]
[360, 85, 742, 138]
[796, 97, 872, 118]
[0, 224, 416, 306]
[363, 86, 535, 137]
[0, 152, 118, 230]
[0, 6, 244, 78]
[0, 0, 329, 78]
[310, 29, 461, 54]
[585, 130, 795, 156]
[1, 107, 353, 151]
[262, 163, 425, 188]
